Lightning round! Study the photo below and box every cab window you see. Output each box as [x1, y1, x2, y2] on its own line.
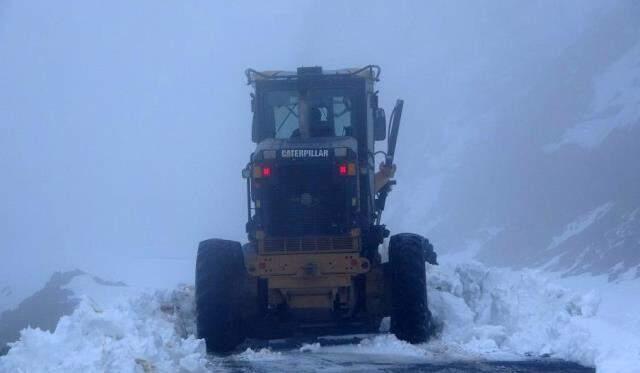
[262, 90, 353, 139]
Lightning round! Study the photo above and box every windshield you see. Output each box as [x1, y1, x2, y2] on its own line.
[263, 89, 353, 139]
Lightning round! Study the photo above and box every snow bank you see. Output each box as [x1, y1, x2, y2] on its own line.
[554, 272, 640, 371]
[283, 260, 639, 372]
[0, 286, 208, 373]
[2, 261, 639, 372]
[427, 261, 640, 372]
[428, 263, 591, 360]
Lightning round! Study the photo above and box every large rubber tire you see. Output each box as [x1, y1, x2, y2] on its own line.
[388, 233, 434, 343]
[195, 239, 247, 353]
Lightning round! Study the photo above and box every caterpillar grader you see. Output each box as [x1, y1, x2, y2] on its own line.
[195, 65, 438, 353]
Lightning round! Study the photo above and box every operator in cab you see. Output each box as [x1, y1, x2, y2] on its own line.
[294, 106, 397, 193]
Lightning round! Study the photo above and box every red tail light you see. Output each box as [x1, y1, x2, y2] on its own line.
[338, 164, 347, 175]
[262, 167, 272, 177]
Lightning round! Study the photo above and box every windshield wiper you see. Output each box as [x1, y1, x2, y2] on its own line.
[276, 104, 298, 134]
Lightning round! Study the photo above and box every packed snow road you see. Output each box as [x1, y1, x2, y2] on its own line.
[213, 337, 593, 372]
[218, 355, 592, 373]
[1, 259, 637, 372]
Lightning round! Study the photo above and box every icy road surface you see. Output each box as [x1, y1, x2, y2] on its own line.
[2, 259, 637, 372]
[214, 336, 593, 372]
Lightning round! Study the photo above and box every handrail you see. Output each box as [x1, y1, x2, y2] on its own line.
[245, 65, 381, 85]
[345, 65, 381, 80]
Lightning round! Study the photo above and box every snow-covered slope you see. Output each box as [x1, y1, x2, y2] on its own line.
[539, 203, 640, 279]
[546, 40, 640, 151]
[0, 270, 133, 356]
[531, 29, 640, 278]
[399, 1, 640, 278]
[0, 286, 206, 372]
[0, 282, 14, 315]
[2, 259, 638, 372]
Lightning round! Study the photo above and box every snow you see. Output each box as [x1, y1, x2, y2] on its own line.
[2, 260, 640, 372]
[62, 273, 139, 311]
[235, 348, 284, 361]
[323, 334, 428, 358]
[546, 202, 613, 251]
[299, 343, 321, 353]
[553, 273, 640, 372]
[546, 41, 640, 151]
[617, 265, 640, 282]
[0, 287, 209, 373]
[427, 261, 595, 363]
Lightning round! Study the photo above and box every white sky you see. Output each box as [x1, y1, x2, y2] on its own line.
[0, 0, 608, 292]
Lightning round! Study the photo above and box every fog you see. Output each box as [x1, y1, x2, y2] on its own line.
[1, 0, 634, 296]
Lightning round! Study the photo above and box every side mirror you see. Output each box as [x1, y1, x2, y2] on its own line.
[374, 108, 386, 141]
[371, 92, 379, 110]
[242, 167, 251, 179]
